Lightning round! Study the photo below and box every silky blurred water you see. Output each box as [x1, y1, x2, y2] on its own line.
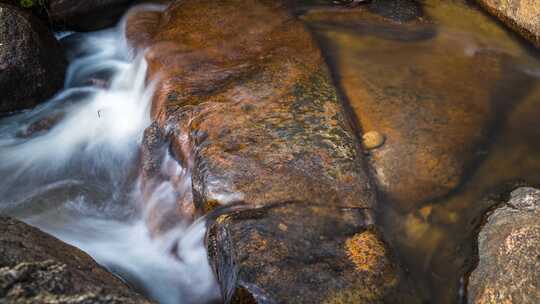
[0, 6, 220, 304]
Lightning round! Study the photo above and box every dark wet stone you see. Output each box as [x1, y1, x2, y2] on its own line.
[0, 4, 66, 113]
[467, 187, 540, 304]
[368, 0, 424, 23]
[0, 216, 152, 303]
[48, 0, 135, 31]
[207, 203, 420, 304]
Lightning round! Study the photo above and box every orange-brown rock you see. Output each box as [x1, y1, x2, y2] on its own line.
[303, 7, 519, 210]
[207, 203, 419, 304]
[0, 3, 66, 113]
[476, 0, 540, 48]
[128, 0, 376, 215]
[127, 1, 418, 302]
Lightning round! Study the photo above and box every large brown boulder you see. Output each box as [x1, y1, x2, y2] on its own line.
[0, 216, 151, 303]
[476, 0, 540, 48]
[0, 4, 66, 113]
[468, 187, 540, 304]
[128, 0, 377, 225]
[302, 7, 521, 211]
[127, 0, 417, 302]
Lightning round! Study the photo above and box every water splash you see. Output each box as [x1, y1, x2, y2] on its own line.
[0, 6, 220, 304]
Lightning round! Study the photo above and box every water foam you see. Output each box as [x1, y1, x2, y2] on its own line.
[0, 6, 220, 304]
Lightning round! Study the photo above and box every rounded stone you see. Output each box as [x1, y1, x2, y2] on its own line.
[362, 131, 386, 150]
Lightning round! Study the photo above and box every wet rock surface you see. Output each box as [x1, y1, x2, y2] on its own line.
[0, 4, 66, 113]
[367, 0, 424, 23]
[207, 203, 419, 304]
[476, 0, 540, 48]
[468, 187, 540, 304]
[129, 0, 376, 216]
[303, 6, 524, 210]
[48, 0, 135, 31]
[128, 0, 417, 302]
[0, 216, 151, 303]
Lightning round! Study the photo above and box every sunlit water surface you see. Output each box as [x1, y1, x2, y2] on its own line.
[0, 8, 220, 304]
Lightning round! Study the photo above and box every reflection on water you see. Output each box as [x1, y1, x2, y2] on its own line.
[301, 0, 540, 303]
[0, 6, 220, 304]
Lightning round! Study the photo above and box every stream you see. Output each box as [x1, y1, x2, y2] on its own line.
[0, 11, 219, 304]
[1, 1, 540, 304]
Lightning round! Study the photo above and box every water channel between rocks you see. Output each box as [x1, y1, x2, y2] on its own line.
[1, 1, 539, 304]
[0, 10, 219, 304]
[300, 0, 540, 303]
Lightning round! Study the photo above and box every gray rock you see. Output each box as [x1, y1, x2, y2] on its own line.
[468, 187, 540, 304]
[0, 4, 66, 114]
[0, 216, 152, 303]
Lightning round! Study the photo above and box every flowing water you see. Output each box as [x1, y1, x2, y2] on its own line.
[0, 8, 220, 304]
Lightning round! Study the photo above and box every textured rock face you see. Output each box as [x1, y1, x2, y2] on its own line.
[476, 0, 540, 48]
[48, 0, 135, 31]
[468, 187, 540, 304]
[303, 7, 515, 210]
[207, 203, 419, 304]
[0, 4, 66, 113]
[127, 1, 416, 302]
[128, 0, 376, 218]
[0, 216, 151, 303]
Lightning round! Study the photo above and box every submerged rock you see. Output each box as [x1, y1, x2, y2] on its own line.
[128, 0, 417, 302]
[48, 0, 135, 31]
[15, 112, 65, 138]
[367, 0, 425, 23]
[0, 216, 151, 303]
[476, 0, 540, 48]
[304, 7, 520, 211]
[468, 187, 540, 303]
[0, 4, 66, 113]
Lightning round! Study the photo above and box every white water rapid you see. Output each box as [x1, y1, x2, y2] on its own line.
[0, 8, 220, 304]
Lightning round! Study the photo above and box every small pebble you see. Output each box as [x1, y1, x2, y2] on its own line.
[362, 131, 385, 150]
